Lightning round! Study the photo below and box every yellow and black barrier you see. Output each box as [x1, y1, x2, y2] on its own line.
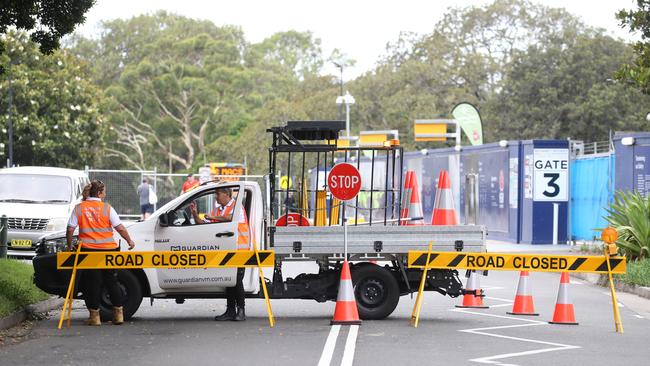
[407, 251, 626, 274]
[407, 248, 627, 330]
[57, 249, 275, 329]
[56, 250, 275, 269]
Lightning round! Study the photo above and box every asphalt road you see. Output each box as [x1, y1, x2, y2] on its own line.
[1, 266, 649, 366]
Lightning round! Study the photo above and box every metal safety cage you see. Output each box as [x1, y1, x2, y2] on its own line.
[267, 121, 404, 228]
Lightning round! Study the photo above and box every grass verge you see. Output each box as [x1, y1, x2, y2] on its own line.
[0, 259, 49, 318]
[618, 258, 650, 287]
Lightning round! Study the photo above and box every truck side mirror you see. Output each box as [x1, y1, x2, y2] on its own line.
[159, 212, 170, 227]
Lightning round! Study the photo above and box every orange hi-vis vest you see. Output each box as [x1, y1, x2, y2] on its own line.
[213, 201, 250, 250]
[75, 200, 118, 250]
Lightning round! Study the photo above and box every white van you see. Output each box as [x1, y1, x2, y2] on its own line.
[0, 167, 89, 258]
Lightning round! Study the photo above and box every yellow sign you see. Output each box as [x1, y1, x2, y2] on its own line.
[280, 176, 292, 190]
[57, 250, 274, 269]
[407, 251, 626, 274]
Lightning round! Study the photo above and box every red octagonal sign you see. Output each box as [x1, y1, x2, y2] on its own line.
[328, 163, 362, 201]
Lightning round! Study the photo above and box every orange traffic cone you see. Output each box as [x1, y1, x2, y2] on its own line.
[549, 272, 578, 325]
[400, 171, 413, 225]
[507, 271, 538, 316]
[406, 172, 424, 225]
[431, 170, 458, 225]
[456, 271, 488, 309]
[331, 260, 362, 325]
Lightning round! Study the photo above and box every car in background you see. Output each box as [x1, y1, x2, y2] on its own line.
[0, 167, 89, 258]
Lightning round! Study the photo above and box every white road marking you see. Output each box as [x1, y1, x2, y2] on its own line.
[633, 315, 644, 319]
[341, 325, 359, 366]
[453, 308, 580, 366]
[318, 325, 341, 366]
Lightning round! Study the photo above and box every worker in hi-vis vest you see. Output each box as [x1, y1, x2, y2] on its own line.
[66, 180, 136, 326]
[190, 186, 250, 321]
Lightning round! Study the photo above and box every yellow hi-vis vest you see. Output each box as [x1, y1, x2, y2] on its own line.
[213, 202, 250, 250]
[76, 200, 118, 250]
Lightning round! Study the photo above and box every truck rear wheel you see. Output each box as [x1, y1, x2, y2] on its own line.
[98, 270, 143, 322]
[352, 264, 399, 320]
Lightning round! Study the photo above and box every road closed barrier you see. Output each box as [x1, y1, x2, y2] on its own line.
[56, 249, 276, 329]
[407, 251, 626, 274]
[56, 250, 275, 269]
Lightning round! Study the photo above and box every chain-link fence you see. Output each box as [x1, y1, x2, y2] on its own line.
[86, 168, 265, 219]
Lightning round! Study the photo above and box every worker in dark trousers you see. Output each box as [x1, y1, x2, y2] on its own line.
[191, 187, 249, 321]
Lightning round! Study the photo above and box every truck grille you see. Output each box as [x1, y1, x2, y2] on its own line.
[7, 217, 49, 231]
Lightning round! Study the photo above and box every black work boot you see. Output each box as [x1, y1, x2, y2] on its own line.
[214, 307, 236, 321]
[232, 307, 246, 321]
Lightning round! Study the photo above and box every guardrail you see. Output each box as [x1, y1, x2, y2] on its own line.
[0, 214, 7, 258]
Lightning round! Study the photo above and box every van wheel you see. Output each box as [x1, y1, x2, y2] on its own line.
[98, 270, 143, 321]
[351, 264, 399, 320]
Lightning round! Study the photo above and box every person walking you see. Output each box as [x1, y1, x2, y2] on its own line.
[189, 187, 249, 321]
[137, 178, 154, 219]
[181, 174, 199, 194]
[66, 180, 136, 326]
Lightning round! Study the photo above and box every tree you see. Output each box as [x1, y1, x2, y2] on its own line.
[351, 0, 588, 149]
[617, 0, 650, 94]
[0, 31, 106, 167]
[0, 0, 95, 72]
[71, 13, 329, 173]
[488, 34, 650, 141]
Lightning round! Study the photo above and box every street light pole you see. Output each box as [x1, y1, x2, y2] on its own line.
[333, 62, 344, 120]
[336, 91, 356, 138]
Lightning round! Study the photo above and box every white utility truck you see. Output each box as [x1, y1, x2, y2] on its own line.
[33, 121, 486, 321]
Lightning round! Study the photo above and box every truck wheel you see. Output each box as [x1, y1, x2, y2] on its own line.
[98, 270, 143, 322]
[351, 264, 399, 320]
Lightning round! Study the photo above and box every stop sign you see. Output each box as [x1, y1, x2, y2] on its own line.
[328, 163, 361, 201]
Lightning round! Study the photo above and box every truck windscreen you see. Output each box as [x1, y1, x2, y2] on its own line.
[0, 174, 72, 203]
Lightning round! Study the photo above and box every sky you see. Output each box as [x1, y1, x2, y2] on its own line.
[76, 0, 640, 79]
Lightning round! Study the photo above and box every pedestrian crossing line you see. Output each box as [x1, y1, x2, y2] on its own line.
[454, 309, 580, 366]
[318, 325, 359, 366]
[318, 325, 340, 366]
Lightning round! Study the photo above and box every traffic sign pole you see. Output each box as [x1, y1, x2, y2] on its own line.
[328, 163, 362, 261]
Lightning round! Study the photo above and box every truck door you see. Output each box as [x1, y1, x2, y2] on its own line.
[153, 183, 244, 291]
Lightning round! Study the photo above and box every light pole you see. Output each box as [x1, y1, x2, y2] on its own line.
[336, 91, 355, 138]
[333, 62, 344, 120]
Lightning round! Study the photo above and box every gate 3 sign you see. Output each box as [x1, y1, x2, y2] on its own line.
[533, 148, 568, 201]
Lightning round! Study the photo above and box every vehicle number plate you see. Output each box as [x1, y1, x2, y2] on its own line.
[10, 239, 32, 248]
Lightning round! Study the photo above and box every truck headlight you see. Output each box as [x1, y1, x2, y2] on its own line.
[46, 218, 68, 232]
[42, 237, 74, 253]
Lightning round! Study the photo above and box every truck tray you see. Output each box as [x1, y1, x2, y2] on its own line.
[272, 225, 486, 255]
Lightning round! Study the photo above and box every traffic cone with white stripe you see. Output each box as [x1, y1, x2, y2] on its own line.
[406, 172, 424, 225]
[507, 271, 538, 316]
[549, 272, 578, 325]
[431, 170, 458, 225]
[400, 171, 413, 225]
[456, 270, 488, 309]
[331, 260, 362, 325]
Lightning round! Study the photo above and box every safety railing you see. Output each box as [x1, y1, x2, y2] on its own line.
[0, 214, 7, 258]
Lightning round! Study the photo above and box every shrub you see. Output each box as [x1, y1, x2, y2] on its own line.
[605, 191, 650, 260]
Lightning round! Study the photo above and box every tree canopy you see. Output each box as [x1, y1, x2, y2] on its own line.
[0, 31, 106, 167]
[2, 0, 648, 173]
[0, 0, 94, 73]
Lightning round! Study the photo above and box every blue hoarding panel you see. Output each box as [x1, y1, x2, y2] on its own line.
[459, 144, 511, 239]
[570, 155, 613, 241]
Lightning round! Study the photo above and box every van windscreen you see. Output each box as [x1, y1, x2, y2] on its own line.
[0, 175, 72, 203]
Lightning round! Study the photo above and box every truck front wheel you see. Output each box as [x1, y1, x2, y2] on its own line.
[352, 264, 399, 320]
[98, 270, 143, 322]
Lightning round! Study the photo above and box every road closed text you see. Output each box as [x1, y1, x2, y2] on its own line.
[465, 255, 567, 270]
[104, 253, 207, 267]
[407, 251, 627, 274]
